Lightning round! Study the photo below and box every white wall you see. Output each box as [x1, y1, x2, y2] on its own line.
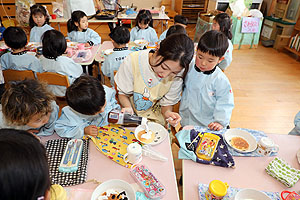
[120, 0, 162, 9]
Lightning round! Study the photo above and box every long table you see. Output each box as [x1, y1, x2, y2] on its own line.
[182, 134, 300, 199]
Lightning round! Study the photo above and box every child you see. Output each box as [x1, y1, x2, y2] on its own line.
[0, 27, 42, 72]
[130, 9, 158, 44]
[0, 65, 4, 100]
[0, 79, 59, 136]
[159, 15, 188, 42]
[212, 13, 233, 71]
[166, 24, 187, 38]
[102, 26, 132, 87]
[40, 29, 83, 97]
[289, 112, 300, 135]
[29, 4, 53, 42]
[55, 75, 120, 138]
[66, 10, 101, 47]
[0, 129, 51, 200]
[179, 30, 234, 131]
[115, 34, 194, 126]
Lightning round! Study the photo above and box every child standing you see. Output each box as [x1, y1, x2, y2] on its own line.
[115, 34, 194, 126]
[0, 79, 59, 136]
[212, 13, 233, 71]
[159, 15, 188, 42]
[130, 9, 158, 44]
[40, 29, 83, 97]
[29, 4, 53, 42]
[102, 26, 132, 87]
[55, 75, 120, 138]
[0, 27, 42, 72]
[179, 30, 234, 131]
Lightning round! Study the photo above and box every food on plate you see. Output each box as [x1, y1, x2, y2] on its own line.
[137, 130, 155, 144]
[98, 189, 128, 200]
[97, 10, 115, 16]
[230, 136, 249, 151]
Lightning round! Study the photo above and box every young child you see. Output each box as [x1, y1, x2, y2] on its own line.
[159, 15, 188, 42]
[29, 4, 53, 42]
[212, 13, 233, 71]
[102, 26, 132, 87]
[166, 24, 187, 38]
[0, 129, 51, 200]
[115, 34, 194, 126]
[179, 30, 234, 131]
[289, 112, 300, 135]
[66, 10, 101, 47]
[0, 27, 42, 72]
[55, 75, 120, 138]
[40, 29, 83, 97]
[130, 9, 158, 44]
[0, 65, 4, 100]
[0, 79, 59, 136]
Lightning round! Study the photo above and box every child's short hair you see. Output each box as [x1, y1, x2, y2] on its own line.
[1, 79, 55, 126]
[109, 26, 130, 45]
[0, 129, 51, 200]
[135, 9, 153, 28]
[174, 15, 188, 25]
[67, 10, 87, 32]
[197, 30, 229, 58]
[214, 13, 232, 40]
[3, 27, 27, 50]
[166, 25, 187, 38]
[29, 4, 50, 28]
[66, 75, 106, 115]
[42, 29, 67, 59]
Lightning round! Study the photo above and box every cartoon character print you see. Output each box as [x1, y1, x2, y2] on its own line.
[133, 88, 153, 111]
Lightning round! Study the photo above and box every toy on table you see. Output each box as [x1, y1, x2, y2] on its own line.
[59, 139, 83, 173]
[131, 164, 166, 199]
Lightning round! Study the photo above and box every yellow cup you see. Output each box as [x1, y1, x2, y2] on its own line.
[50, 184, 67, 200]
[205, 180, 229, 200]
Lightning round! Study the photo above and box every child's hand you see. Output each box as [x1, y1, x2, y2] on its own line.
[121, 107, 134, 115]
[85, 42, 91, 47]
[208, 122, 224, 131]
[165, 111, 181, 127]
[84, 125, 98, 137]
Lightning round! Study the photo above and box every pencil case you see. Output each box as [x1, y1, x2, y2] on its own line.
[59, 139, 83, 173]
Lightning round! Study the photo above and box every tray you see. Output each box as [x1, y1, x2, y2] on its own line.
[95, 9, 117, 20]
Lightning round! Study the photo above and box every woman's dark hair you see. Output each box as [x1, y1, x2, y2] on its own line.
[109, 26, 130, 45]
[67, 10, 87, 32]
[42, 29, 67, 59]
[29, 4, 50, 28]
[66, 75, 106, 115]
[197, 30, 229, 58]
[174, 15, 188, 25]
[3, 27, 27, 50]
[0, 129, 51, 200]
[214, 13, 232, 40]
[135, 9, 153, 28]
[166, 25, 187, 38]
[153, 33, 194, 79]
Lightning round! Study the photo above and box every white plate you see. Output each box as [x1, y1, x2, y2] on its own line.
[134, 39, 148, 47]
[234, 188, 271, 200]
[135, 122, 168, 145]
[224, 129, 257, 153]
[104, 48, 114, 55]
[91, 179, 135, 200]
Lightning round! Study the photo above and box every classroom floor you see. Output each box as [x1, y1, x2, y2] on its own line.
[53, 21, 300, 200]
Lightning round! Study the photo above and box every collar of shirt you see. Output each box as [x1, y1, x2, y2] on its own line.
[194, 64, 216, 75]
[113, 47, 128, 51]
[44, 55, 56, 60]
[11, 50, 27, 55]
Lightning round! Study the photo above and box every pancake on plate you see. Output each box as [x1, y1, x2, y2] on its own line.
[230, 136, 249, 151]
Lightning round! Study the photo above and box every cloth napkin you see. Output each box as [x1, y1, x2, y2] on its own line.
[266, 157, 300, 188]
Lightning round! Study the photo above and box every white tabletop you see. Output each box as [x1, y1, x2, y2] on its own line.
[50, 17, 118, 23]
[117, 13, 170, 20]
[182, 133, 300, 199]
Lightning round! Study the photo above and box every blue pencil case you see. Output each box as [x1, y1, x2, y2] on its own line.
[59, 139, 83, 173]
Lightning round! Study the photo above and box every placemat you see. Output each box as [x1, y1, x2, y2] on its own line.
[45, 138, 89, 186]
[198, 183, 281, 200]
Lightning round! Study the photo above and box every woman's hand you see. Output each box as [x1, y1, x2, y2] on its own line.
[121, 107, 134, 115]
[208, 122, 224, 131]
[84, 125, 98, 137]
[165, 110, 181, 127]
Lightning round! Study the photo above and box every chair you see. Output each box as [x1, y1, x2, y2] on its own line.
[3, 69, 35, 83]
[36, 72, 70, 88]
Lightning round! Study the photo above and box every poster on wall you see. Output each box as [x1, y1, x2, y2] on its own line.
[241, 17, 260, 33]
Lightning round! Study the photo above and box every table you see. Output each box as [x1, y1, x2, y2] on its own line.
[41, 131, 180, 200]
[182, 134, 300, 199]
[71, 45, 101, 66]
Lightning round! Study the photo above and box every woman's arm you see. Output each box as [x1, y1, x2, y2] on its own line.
[118, 94, 134, 114]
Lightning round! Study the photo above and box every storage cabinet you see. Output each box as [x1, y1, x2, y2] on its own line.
[174, 0, 208, 23]
[284, 16, 300, 60]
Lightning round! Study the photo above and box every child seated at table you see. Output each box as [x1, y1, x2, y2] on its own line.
[0, 129, 51, 200]
[130, 9, 158, 44]
[40, 29, 83, 97]
[166, 24, 187, 38]
[159, 15, 188, 42]
[29, 4, 53, 42]
[0, 79, 59, 136]
[102, 26, 132, 87]
[0, 27, 42, 72]
[55, 75, 120, 138]
[289, 111, 300, 135]
[179, 30, 234, 131]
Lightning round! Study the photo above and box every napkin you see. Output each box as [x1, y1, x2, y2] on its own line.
[266, 157, 300, 188]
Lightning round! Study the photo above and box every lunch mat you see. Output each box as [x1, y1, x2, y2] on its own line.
[45, 138, 89, 186]
[193, 126, 278, 157]
[198, 183, 281, 200]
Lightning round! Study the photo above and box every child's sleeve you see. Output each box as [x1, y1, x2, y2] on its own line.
[160, 76, 183, 106]
[130, 27, 136, 41]
[101, 55, 112, 77]
[150, 28, 158, 43]
[159, 29, 167, 42]
[66, 32, 73, 41]
[29, 56, 43, 73]
[29, 28, 35, 42]
[103, 85, 121, 112]
[87, 28, 101, 45]
[0, 54, 8, 70]
[59, 58, 83, 83]
[37, 101, 59, 136]
[114, 55, 134, 95]
[218, 41, 233, 71]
